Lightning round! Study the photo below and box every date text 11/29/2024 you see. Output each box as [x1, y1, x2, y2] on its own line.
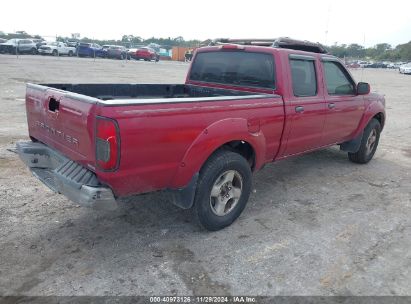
[149, 296, 256, 302]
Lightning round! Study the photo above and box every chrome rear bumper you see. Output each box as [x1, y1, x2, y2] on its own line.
[16, 141, 117, 210]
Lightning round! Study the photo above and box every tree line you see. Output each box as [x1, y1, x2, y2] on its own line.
[327, 42, 411, 61]
[58, 35, 201, 49]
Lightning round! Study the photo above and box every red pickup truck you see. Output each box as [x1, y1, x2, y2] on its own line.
[17, 38, 385, 231]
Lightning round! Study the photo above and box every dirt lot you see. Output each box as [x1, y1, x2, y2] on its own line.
[0, 55, 410, 296]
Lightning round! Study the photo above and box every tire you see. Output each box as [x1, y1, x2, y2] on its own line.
[348, 118, 381, 164]
[193, 150, 252, 231]
[52, 49, 58, 56]
[68, 50, 73, 57]
[31, 48, 37, 55]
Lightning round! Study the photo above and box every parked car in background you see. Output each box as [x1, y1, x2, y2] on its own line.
[386, 62, 397, 69]
[66, 39, 79, 48]
[358, 61, 370, 68]
[399, 63, 411, 74]
[346, 62, 360, 68]
[0, 38, 7, 44]
[76, 42, 105, 58]
[0, 39, 37, 54]
[32, 39, 46, 49]
[38, 42, 76, 56]
[128, 47, 159, 61]
[365, 62, 387, 68]
[101, 44, 113, 57]
[106, 45, 128, 60]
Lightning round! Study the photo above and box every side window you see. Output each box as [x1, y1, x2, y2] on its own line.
[323, 61, 355, 95]
[290, 59, 317, 97]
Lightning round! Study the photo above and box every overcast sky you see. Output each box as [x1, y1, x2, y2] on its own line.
[2, 0, 411, 47]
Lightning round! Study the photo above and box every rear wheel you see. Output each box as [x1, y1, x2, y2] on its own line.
[193, 150, 252, 231]
[68, 50, 73, 57]
[52, 49, 58, 56]
[31, 48, 37, 55]
[348, 118, 381, 164]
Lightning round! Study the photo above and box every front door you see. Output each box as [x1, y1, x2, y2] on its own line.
[320, 59, 365, 145]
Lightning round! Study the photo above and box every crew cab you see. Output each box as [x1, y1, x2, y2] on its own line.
[38, 42, 76, 56]
[17, 38, 386, 231]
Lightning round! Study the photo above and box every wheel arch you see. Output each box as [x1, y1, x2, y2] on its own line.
[353, 100, 385, 139]
[169, 118, 266, 189]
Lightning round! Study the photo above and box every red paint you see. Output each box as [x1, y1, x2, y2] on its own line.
[130, 47, 158, 61]
[25, 45, 385, 198]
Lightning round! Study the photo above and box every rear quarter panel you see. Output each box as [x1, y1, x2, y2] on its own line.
[96, 96, 285, 197]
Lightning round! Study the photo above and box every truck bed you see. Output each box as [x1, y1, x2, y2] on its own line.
[41, 83, 260, 104]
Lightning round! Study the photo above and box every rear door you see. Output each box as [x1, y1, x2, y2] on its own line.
[280, 54, 327, 156]
[320, 58, 364, 145]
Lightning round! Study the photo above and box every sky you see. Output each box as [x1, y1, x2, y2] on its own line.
[2, 0, 411, 47]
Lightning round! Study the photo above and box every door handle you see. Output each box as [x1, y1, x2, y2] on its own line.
[328, 103, 336, 109]
[295, 106, 304, 113]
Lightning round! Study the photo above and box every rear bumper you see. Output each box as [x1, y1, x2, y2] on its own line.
[16, 141, 117, 210]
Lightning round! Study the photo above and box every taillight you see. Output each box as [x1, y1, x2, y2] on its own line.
[95, 117, 120, 171]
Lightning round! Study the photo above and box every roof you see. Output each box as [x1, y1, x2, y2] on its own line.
[208, 37, 328, 54]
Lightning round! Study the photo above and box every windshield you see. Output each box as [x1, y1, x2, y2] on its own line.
[79, 43, 91, 47]
[189, 51, 275, 89]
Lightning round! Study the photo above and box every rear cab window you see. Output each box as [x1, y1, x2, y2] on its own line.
[189, 50, 275, 89]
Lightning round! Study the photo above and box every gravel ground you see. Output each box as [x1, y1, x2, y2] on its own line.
[0, 55, 410, 296]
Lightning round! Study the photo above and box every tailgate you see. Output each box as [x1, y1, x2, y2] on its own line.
[25, 84, 97, 168]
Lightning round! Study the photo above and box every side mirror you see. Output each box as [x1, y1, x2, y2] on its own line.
[357, 82, 370, 95]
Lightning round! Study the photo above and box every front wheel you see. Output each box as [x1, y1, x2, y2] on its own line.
[348, 118, 381, 164]
[68, 50, 73, 57]
[52, 49, 58, 56]
[193, 150, 252, 231]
